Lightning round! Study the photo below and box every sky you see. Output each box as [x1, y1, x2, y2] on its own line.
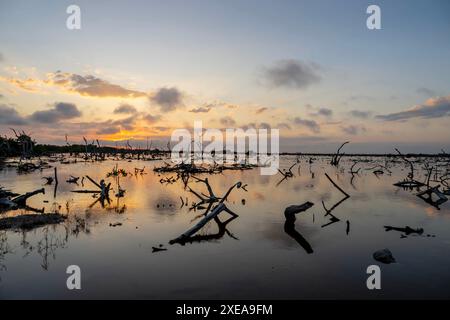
[0, 0, 449, 153]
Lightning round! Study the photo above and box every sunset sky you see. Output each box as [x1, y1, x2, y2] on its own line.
[1, 0, 449, 153]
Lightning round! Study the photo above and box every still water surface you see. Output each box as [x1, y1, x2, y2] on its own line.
[1, 156, 449, 299]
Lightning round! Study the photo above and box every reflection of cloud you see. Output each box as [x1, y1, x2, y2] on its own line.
[29, 102, 82, 123]
[262, 59, 321, 89]
[113, 103, 137, 114]
[149, 87, 183, 112]
[0, 104, 28, 125]
[256, 107, 268, 114]
[349, 110, 371, 119]
[46, 71, 147, 98]
[292, 117, 320, 133]
[376, 96, 450, 121]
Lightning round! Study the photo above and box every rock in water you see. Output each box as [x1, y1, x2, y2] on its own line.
[373, 248, 396, 264]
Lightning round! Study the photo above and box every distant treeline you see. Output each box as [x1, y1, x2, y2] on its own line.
[33, 144, 166, 155]
[0, 133, 165, 158]
[1, 133, 448, 158]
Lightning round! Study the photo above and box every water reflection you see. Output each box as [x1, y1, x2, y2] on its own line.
[0, 155, 449, 298]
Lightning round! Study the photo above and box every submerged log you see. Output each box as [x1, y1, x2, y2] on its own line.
[384, 225, 424, 235]
[0, 213, 66, 230]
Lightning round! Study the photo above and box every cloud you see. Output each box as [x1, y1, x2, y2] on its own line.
[220, 116, 236, 127]
[0, 76, 40, 92]
[0, 53, 3, 62]
[150, 87, 183, 112]
[310, 107, 332, 117]
[113, 103, 137, 114]
[259, 122, 271, 129]
[97, 126, 121, 135]
[94, 115, 140, 135]
[341, 125, 366, 135]
[29, 102, 82, 123]
[0, 104, 28, 125]
[292, 117, 320, 133]
[46, 71, 147, 98]
[256, 107, 268, 114]
[262, 59, 321, 89]
[416, 87, 437, 97]
[277, 122, 292, 130]
[376, 96, 450, 121]
[189, 106, 211, 113]
[348, 95, 374, 101]
[349, 110, 371, 119]
[142, 113, 161, 124]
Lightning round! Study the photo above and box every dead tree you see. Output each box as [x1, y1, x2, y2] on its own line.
[330, 141, 349, 166]
[72, 175, 111, 202]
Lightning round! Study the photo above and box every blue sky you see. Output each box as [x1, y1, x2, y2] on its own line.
[1, 0, 449, 152]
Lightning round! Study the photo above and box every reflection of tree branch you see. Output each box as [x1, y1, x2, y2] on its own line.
[322, 173, 350, 229]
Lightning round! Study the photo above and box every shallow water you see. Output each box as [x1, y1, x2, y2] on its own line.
[0, 155, 449, 299]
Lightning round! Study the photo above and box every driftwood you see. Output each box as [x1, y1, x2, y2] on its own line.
[170, 202, 238, 244]
[42, 176, 54, 185]
[13, 188, 45, 205]
[393, 179, 425, 188]
[1, 188, 45, 211]
[276, 160, 299, 186]
[284, 201, 314, 254]
[66, 175, 79, 184]
[0, 213, 66, 230]
[416, 185, 448, 209]
[0, 187, 18, 198]
[170, 181, 242, 245]
[384, 225, 424, 235]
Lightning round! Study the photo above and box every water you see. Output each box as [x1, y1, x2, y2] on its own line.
[0, 155, 449, 299]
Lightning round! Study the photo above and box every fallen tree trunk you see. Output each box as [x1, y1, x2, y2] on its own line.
[12, 188, 45, 206]
[170, 203, 237, 244]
